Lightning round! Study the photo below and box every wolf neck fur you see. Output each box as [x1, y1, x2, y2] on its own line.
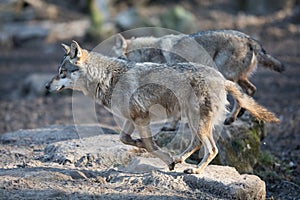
[82, 52, 129, 108]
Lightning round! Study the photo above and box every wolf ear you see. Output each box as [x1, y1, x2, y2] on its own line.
[61, 43, 70, 54]
[70, 40, 83, 59]
[115, 34, 127, 55]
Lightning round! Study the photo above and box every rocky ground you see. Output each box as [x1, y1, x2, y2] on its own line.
[0, 125, 267, 199]
[0, 0, 300, 199]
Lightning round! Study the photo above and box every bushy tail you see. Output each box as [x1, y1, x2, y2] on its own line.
[225, 80, 280, 124]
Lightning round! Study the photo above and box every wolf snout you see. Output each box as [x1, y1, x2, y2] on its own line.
[45, 82, 51, 90]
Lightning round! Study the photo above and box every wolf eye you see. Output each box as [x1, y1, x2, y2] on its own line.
[59, 70, 66, 78]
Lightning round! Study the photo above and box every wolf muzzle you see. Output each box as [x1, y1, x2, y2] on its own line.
[45, 82, 51, 91]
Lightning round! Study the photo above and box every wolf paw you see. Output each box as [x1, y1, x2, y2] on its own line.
[237, 108, 246, 118]
[135, 139, 145, 149]
[168, 162, 176, 171]
[161, 126, 177, 132]
[224, 117, 235, 125]
[183, 167, 202, 174]
[173, 156, 183, 164]
[183, 168, 195, 174]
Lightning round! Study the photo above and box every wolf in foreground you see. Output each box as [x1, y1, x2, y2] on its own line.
[46, 41, 279, 174]
[113, 30, 285, 125]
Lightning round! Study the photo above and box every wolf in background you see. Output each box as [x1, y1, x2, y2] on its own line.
[46, 40, 279, 174]
[113, 30, 285, 125]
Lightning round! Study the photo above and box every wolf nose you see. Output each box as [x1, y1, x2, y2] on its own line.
[45, 82, 50, 90]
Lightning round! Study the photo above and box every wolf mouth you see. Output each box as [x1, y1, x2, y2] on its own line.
[56, 85, 65, 91]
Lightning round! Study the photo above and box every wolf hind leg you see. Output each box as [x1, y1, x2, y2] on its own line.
[119, 120, 145, 149]
[174, 106, 202, 164]
[174, 134, 202, 164]
[184, 119, 218, 174]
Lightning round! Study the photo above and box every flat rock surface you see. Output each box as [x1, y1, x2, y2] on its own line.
[0, 125, 266, 199]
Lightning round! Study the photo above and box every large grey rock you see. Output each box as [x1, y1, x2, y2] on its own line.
[41, 131, 133, 169]
[216, 115, 264, 173]
[120, 157, 266, 199]
[0, 125, 266, 199]
[0, 124, 115, 145]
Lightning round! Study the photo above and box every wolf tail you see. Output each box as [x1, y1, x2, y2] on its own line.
[249, 39, 285, 73]
[225, 80, 280, 124]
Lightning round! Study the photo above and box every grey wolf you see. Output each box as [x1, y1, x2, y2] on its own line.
[46, 41, 279, 174]
[113, 30, 285, 125]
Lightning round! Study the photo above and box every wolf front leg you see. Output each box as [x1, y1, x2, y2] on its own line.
[135, 124, 175, 170]
[238, 78, 256, 97]
[119, 120, 145, 149]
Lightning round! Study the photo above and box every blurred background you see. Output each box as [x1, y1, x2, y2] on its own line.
[0, 0, 299, 198]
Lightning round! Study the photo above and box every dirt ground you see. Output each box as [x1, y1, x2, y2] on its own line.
[0, 0, 299, 199]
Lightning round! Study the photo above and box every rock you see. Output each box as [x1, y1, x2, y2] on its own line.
[0, 124, 116, 145]
[216, 114, 264, 173]
[0, 165, 266, 199]
[0, 125, 266, 199]
[42, 132, 133, 169]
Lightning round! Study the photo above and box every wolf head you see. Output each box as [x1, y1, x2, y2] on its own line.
[113, 34, 128, 58]
[113, 34, 165, 62]
[46, 41, 88, 92]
